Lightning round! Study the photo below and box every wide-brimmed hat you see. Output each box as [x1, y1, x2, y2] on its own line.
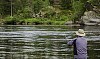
[75, 29, 85, 36]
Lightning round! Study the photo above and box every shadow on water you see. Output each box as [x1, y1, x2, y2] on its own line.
[0, 25, 100, 59]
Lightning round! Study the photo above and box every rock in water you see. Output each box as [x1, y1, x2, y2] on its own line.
[81, 11, 100, 25]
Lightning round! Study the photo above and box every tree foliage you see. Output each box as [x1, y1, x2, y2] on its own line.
[60, 0, 72, 9]
[0, 0, 99, 25]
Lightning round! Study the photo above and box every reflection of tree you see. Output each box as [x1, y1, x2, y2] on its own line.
[4, 39, 25, 59]
[33, 39, 69, 59]
[3, 39, 11, 59]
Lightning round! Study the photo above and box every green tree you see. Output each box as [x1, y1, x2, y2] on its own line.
[60, 0, 72, 9]
[49, 0, 54, 6]
[72, 1, 85, 23]
[89, 0, 100, 6]
[33, 0, 44, 14]
[0, 0, 11, 17]
[0, 0, 4, 18]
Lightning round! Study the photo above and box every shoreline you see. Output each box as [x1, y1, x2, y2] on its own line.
[0, 24, 81, 27]
[0, 24, 100, 27]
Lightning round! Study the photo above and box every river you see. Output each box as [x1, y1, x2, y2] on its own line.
[0, 25, 100, 59]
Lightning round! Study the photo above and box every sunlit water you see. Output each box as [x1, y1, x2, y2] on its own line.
[0, 25, 100, 59]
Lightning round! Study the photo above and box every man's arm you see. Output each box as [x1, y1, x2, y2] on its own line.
[67, 39, 76, 46]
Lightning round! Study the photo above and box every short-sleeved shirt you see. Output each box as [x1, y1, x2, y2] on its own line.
[67, 36, 87, 59]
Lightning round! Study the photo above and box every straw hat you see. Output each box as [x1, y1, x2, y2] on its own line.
[75, 29, 85, 36]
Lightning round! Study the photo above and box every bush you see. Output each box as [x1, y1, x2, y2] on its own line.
[4, 16, 17, 24]
[59, 15, 69, 21]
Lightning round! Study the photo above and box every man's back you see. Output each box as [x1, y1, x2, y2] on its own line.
[74, 37, 87, 59]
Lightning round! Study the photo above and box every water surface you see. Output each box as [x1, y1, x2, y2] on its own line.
[0, 25, 100, 59]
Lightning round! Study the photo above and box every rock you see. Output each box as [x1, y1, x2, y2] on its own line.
[81, 11, 100, 25]
[65, 21, 73, 25]
[84, 23, 97, 26]
[90, 19, 100, 22]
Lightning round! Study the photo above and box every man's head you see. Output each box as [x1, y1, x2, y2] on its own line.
[75, 29, 85, 36]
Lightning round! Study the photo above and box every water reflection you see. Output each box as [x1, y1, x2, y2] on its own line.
[0, 25, 100, 59]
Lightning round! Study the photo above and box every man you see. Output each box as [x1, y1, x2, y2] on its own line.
[67, 29, 87, 59]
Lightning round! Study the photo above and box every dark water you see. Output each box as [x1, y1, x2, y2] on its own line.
[0, 25, 100, 59]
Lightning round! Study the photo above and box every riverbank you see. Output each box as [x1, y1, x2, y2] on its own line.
[0, 24, 81, 27]
[0, 23, 100, 27]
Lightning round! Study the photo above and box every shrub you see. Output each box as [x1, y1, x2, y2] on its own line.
[4, 16, 16, 24]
